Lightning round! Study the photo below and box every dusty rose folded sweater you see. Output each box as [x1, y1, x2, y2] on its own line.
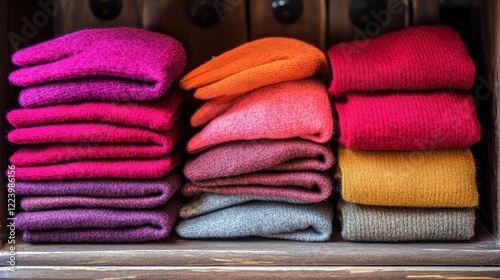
[184, 139, 334, 181]
[182, 171, 332, 203]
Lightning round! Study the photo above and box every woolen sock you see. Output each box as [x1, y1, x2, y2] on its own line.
[179, 193, 307, 219]
[184, 139, 334, 181]
[186, 79, 334, 154]
[341, 202, 475, 242]
[8, 123, 181, 166]
[17, 173, 181, 211]
[327, 26, 475, 97]
[180, 37, 329, 102]
[182, 171, 332, 203]
[338, 147, 478, 207]
[9, 27, 186, 107]
[176, 195, 333, 242]
[7, 88, 183, 131]
[13, 155, 180, 181]
[336, 91, 481, 150]
[16, 199, 180, 243]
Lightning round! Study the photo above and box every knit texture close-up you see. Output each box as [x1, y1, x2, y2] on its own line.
[180, 37, 329, 102]
[341, 202, 476, 242]
[338, 147, 478, 207]
[327, 26, 475, 97]
[9, 27, 186, 107]
[186, 79, 334, 153]
[336, 91, 481, 150]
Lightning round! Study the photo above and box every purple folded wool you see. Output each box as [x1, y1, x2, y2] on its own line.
[9, 27, 186, 107]
[17, 173, 181, 211]
[16, 199, 180, 243]
[184, 139, 334, 182]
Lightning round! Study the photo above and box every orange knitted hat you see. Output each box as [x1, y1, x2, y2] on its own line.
[180, 37, 329, 103]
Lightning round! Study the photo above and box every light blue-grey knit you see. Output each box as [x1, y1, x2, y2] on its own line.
[177, 194, 333, 242]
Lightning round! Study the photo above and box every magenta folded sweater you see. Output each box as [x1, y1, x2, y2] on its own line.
[9, 123, 181, 166]
[9, 27, 186, 107]
[13, 155, 180, 181]
[7, 91, 183, 165]
[336, 91, 481, 150]
[7, 90, 183, 130]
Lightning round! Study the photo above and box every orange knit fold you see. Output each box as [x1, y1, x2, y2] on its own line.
[180, 37, 329, 103]
[338, 147, 478, 208]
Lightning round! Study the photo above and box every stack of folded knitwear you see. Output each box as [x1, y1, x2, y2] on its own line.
[175, 38, 336, 241]
[6, 27, 187, 243]
[327, 26, 481, 242]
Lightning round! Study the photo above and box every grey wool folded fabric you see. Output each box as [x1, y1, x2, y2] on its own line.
[176, 194, 333, 242]
[341, 202, 476, 242]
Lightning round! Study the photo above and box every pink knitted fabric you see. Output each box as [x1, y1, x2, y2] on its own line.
[182, 172, 332, 203]
[337, 91, 481, 150]
[186, 79, 334, 154]
[8, 123, 181, 166]
[327, 26, 475, 97]
[185, 139, 334, 182]
[9, 27, 186, 107]
[13, 155, 180, 181]
[190, 98, 236, 127]
[7, 89, 183, 131]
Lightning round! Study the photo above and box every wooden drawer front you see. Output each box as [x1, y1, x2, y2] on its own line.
[249, 0, 326, 50]
[143, 0, 248, 71]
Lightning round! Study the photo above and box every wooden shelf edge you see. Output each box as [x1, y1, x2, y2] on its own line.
[0, 224, 499, 267]
[2, 266, 500, 279]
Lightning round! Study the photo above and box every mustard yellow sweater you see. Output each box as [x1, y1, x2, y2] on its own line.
[338, 147, 478, 207]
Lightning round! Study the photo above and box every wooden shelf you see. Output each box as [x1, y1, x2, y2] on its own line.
[1, 225, 499, 278]
[1, 225, 498, 268]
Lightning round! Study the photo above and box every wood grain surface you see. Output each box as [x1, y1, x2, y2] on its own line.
[327, 0, 408, 46]
[1, 226, 498, 267]
[2, 266, 500, 279]
[55, 0, 144, 35]
[470, 0, 500, 241]
[412, 0, 443, 25]
[142, 0, 248, 72]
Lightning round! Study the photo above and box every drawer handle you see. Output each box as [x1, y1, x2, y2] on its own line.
[185, 0, 224, 28]
[89, 0, 123, 21]
[349, 0, 387, 30]
[271, 0, 303, 25]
